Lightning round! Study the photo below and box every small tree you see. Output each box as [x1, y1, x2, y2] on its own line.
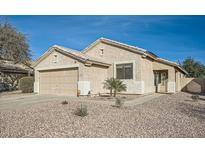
[103, 77, 115, 96]
[1, 73, 25, 90]
[112, 79, 127, 97]
[181, 57, 205, 78]
[103, 78, 127, 97]
[0, 22, 31, 63]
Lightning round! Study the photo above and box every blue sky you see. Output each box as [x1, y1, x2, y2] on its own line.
[2, 16, 205, 64]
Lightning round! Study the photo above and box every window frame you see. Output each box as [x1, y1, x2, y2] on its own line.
[115, 62, 134, 80]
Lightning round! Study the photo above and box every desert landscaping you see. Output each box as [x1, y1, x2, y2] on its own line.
[0, 92, 205, 137]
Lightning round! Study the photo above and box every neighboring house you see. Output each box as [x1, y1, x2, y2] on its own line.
[0, 59, 33, 91]
[33, 38, 188, 96]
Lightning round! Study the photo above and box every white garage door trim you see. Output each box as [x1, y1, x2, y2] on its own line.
[36, 64, 79, 71]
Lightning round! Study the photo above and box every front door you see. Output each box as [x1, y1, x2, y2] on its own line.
[159, 72, 168, 92]
[154, 71, 168, 93]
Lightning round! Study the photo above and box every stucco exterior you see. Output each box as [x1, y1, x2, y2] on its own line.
[141, 57, 155, 93]
[33, 37, 187, 96]
[181, 78, 205, 93]
[85, 42, 145, 94]
[80, 64, 108, 94]
[153, 61, 188, 93]
[34, 49, 81, 94]
[34, 48, 109, 95]
[153, 61, 175, 93]
[175, 70, 186, 92]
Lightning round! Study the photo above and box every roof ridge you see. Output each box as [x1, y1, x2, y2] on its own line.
[156, 57, 188, 74]
[53, 44, 81, 53]
[100, 37, 147, 52]
[53, 44, 110, 66]
[157, 57, 179, 66]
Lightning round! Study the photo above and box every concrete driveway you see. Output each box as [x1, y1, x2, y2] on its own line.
[0, 93, 80, 110]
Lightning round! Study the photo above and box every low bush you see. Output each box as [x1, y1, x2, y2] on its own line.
[74, 103, 88, 117]
[19, 77, 34, 93]
[61, 100, 68, 105]
[114, 97, 124, 108]
[191, 94, 199, 102]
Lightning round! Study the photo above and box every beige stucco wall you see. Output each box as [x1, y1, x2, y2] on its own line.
[85, 42, 148, 94]
[181, 78, 205, 93]
[85, 42, 142, 80]
[175, 71, 181, 92]
[34, 48, 109, 95]
[153, 61, 175, 82]
[35, 50, 79, 69]
[34, 49, 84, 93]
[175, 71, 186, 92]
[35, 49, 83, 80]
[141, 58, 155, 93]
[80, 64, 108, 94]
[34, 43, 185, 95]
[180, 77, 193, 90]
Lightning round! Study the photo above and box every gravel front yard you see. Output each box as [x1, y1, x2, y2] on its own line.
[0, 92, 205, 137]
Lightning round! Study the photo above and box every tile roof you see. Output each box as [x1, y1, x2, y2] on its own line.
[33, 37, 188, 74]
[53, 45, 111, 66]
[0, 60, 33, 74]
[83, 37, 187, 74]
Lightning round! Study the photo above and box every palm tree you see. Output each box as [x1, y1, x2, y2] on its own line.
[103, 78, 115, 96]
[112, 79, 127, 97]
[103, 78, 127, 97]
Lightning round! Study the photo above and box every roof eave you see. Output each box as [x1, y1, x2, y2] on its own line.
[33, 45, 110, 68]
[55, 47, 110, 67]
[32, 46, 54, 68]
[83, 38, 158, 61]
[54, 47, 87, 63]
[156, 58, 188, 75]
[88, 59, 111, 67]
[176, 66, 188, 75]
[100, 38, 146, 54]
[83, 38, 146, 55]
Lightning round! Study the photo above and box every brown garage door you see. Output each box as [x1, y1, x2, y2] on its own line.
[39, 68, 78, 96]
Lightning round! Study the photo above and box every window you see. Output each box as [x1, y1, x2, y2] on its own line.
[116, 63, 133, 79]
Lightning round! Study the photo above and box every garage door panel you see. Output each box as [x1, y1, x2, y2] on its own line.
[39, 68, 78, 96]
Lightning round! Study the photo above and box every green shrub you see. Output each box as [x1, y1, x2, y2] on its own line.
[61, 100, 68, 105]
[191, 95, 199, 102]
[74, 103, 88, 117]
[103, 78, 127, 97]
[114, 97, 124, 108]
[19, 77, 34, 93]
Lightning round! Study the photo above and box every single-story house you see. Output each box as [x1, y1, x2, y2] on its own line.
[33, 38, 188, 96]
